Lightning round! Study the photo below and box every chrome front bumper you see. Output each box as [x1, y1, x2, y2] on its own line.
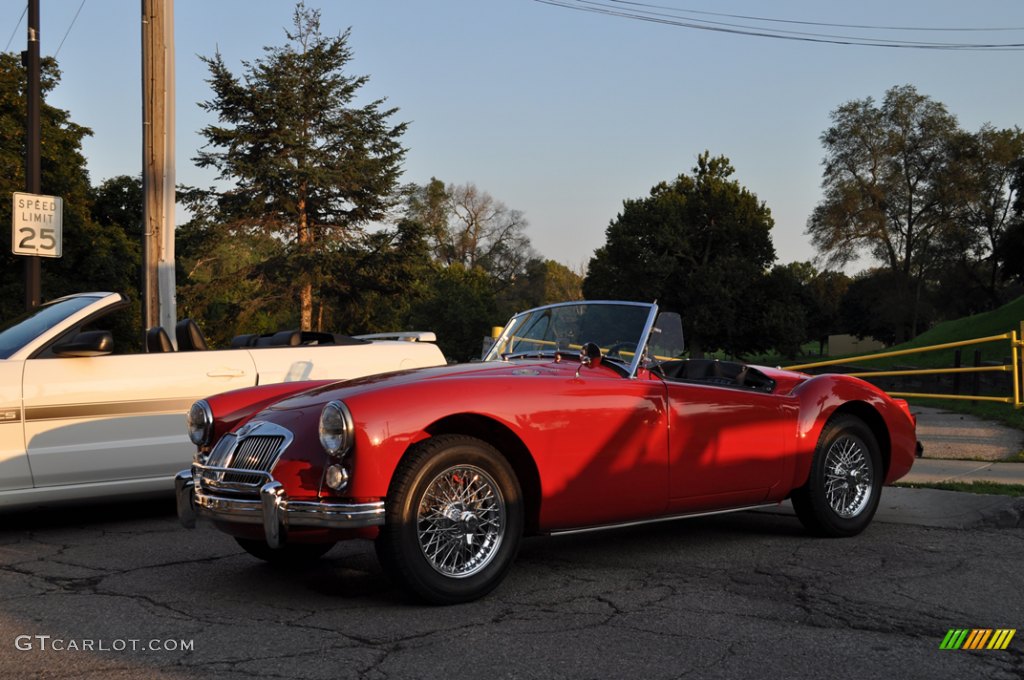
[175, 468, 385, 548]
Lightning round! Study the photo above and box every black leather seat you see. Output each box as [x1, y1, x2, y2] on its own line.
[146, 326, 174, 353]
[230, 334, 259, 348]
[175, 318, 209, 351]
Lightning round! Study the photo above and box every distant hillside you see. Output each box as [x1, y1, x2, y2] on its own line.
[875, 295, 1024, 368]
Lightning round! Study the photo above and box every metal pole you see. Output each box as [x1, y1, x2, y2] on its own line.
[24, 0, 41, 310]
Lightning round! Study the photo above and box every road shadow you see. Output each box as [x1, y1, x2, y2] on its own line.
[0, 494, 176, 532]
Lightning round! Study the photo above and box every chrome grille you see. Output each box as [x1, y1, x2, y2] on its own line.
[222, 435, 285, 484]
[197, 421, 293, 492]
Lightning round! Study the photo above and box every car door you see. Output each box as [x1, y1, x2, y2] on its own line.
[665, 381, 796, 513]
[0, 360, 32, 492]
[533, 372, 670, 530]
[21, 350, 256, 488]
[246, 341, 444, 384]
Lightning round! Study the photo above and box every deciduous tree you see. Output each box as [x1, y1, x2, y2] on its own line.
[0, 54, 139, 347]
[807, 85, 960, 340]
[584, 152, 777, 357]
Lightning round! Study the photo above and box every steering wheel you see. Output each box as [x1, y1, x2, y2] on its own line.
[603, 341, 634, 359]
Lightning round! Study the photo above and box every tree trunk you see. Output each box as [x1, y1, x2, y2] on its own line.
[298, 186, 312, 331]
[301, 281, 313, 332]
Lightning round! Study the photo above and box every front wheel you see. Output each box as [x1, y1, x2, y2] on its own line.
[235, 537, 335, 567]
[375, 435, 523, 605]
[791, 415, 882, 537]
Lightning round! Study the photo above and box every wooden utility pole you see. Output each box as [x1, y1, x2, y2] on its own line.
[23, 0, 41, 310]
[141, 0, 176, 336]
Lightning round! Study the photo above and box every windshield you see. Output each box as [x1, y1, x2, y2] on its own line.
[484, 301, 661, 372]
[0, 296, 98, 359]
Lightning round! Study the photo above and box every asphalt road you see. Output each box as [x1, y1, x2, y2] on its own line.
[1, 494, 1022, 680]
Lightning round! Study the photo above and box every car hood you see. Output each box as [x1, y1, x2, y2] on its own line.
[265, 359, 589, 412]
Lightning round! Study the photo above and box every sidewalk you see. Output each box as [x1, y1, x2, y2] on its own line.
[902, 458, 1024, 485]
[899, 404, 1024, 486]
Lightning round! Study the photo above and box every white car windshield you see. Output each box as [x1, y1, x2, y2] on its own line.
[0, 296, 97, 359]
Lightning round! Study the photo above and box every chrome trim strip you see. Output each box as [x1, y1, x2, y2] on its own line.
[261, 481, 286, 548]
[175, 470, 196, 529]
[176, 469, 386, 539]
[547, 503, 779, 536]
[628, 302, 661, 379]
[195, 464, 273, 492]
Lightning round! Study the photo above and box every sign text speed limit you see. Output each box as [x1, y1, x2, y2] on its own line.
[12, 192, 63, 258]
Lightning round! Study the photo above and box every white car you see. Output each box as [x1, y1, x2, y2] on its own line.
[0, 292, 446, 509]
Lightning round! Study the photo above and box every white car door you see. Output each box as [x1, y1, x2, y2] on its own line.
[21, 351, 256, 487]
[246, 340, 445, 384]
[0, 360, 32, 492]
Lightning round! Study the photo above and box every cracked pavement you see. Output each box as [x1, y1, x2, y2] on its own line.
[0, 496, 1021, 679]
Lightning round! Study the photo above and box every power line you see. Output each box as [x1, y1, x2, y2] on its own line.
[54, 0, 87, 58]
[534, 0, 1024, 50]
[605, 0, 1024, 33]
[4, 4, 27, 53]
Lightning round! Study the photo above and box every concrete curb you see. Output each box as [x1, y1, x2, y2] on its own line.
[903, 458, 1024, 486]
[755, 487, 1024, 530]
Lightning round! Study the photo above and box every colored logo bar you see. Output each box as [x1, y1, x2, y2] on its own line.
[940, 629, 1016, 650]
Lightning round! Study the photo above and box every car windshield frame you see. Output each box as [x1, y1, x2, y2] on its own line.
[0, 295, 101, 359]
[484, 300, 660, 378]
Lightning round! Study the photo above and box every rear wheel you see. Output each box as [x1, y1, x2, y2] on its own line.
[375, 434, 523, 605]
[235, 537, 335, 567]
[792, 415, 882, 537]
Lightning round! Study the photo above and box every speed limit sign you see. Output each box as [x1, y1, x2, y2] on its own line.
[12, 192, 63, 258]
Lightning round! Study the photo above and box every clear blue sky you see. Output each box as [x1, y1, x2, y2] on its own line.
[4, 1, 1023, 273]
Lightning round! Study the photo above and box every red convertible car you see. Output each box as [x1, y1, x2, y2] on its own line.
[177, 301, 918, 604]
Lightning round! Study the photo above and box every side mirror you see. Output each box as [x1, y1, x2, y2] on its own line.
[53, 330, 114, 357]
[576, 341, 602, 377]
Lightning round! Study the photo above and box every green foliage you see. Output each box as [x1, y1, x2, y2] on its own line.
[407, 264, 500, 362]
[584, 152, 777, 357]
[398, 179, 548, 358]
[404, 179, 534, 286]
[808, 85, 960, 340]
[810, 85, 1024, 337]
[840, 268, 930, 346]
[504, 259, 583, 311]
[802, 266, 850, 354]
[883, 294, 1024, 368]
[0, 54, 141, 350]
[191, 3, 407, 331]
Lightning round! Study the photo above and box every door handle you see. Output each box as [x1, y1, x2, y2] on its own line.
[207, 368, 246, 378]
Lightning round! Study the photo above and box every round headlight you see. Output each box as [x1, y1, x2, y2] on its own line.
[319, 400, 353, 457]
[186, 400, 213, 447]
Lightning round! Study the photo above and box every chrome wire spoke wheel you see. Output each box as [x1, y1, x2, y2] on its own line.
[822, 435, 872, 518]
[416, 464, 506, 578]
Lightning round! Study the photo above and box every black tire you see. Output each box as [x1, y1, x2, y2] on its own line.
[791, 415, 882, 537]
[375, 434, 523, 605]
[235, 537, 335, 567]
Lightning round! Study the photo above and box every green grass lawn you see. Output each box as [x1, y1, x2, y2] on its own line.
[828, 295, 1024, 370]
[778, 296, 1024, 431]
